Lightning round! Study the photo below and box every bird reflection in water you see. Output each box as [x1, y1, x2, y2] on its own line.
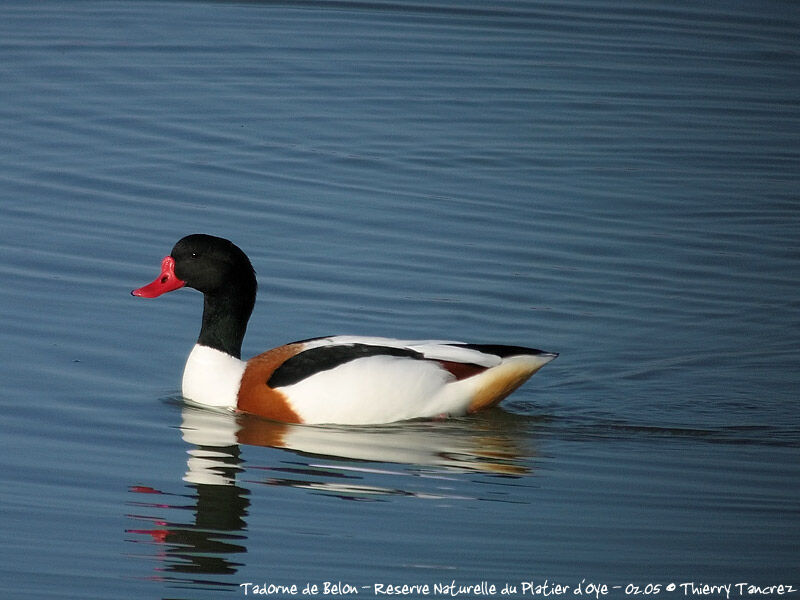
[126, 402, 535, 587]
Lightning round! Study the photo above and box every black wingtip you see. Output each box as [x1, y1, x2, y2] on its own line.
[447, 343, 556, 359]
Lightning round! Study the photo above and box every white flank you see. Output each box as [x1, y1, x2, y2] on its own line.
[281, 354, 454, 424]
[181, 344, 246, 410]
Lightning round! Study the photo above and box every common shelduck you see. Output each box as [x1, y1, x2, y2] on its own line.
[132, 234, 557, 425]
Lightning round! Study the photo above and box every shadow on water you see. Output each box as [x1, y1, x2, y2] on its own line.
[125, 401, 541, 589]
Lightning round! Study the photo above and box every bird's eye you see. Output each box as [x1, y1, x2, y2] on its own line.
[190, 252, 198, 259]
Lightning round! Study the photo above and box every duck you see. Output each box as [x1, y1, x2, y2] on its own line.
[132, 234, 557, 425]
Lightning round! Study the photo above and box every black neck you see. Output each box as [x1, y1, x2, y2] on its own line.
[197, 284, 256, 359]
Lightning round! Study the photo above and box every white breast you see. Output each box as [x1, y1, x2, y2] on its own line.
[181, 344, 246, 410]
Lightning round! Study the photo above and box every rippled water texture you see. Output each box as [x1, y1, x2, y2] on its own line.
[1, 1, 798, 599]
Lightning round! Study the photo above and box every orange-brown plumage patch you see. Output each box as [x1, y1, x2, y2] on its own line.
[467, 362, 537, 413]
[237, 343, 305, 423]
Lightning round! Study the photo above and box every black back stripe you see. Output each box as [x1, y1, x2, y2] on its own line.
[268, 343, 424, 388]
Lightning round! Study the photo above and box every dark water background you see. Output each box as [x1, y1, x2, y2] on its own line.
[1, 1, 798, 599]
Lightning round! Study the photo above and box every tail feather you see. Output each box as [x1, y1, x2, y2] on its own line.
[465, 353, 557, 413]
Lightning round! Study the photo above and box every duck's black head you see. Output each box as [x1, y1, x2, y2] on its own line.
[170, 234, 256, 297]
[133, 234, 257, 359]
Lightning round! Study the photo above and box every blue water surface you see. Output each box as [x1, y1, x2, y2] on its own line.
[0, 1, 798, 599]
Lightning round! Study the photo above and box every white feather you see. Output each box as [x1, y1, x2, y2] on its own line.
[301, 336, 502, 366]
